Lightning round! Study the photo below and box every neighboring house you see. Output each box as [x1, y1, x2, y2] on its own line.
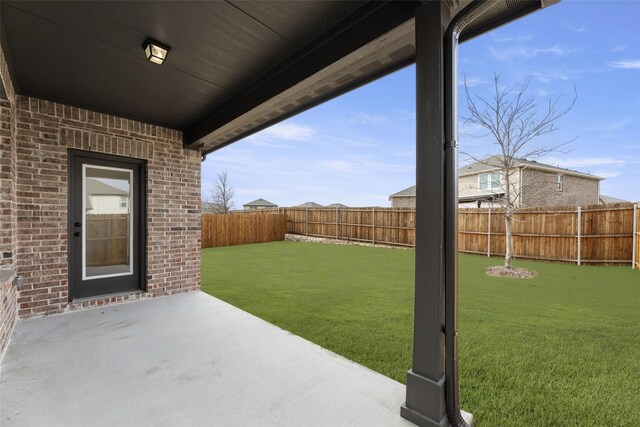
[599, 194, 631, 205]
[295, 202, 324, 208]
[85, 178, 129, 214]
[326, 203, 348, 208]
[390, 156, 603, 208]
[389, 186, 417, 208]
[202, 201, 223, 213]
[243, 198, 277, 210]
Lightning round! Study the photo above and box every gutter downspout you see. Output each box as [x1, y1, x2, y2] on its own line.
[443, 1, 529, 425]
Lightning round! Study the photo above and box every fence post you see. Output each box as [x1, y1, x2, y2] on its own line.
[487, 208, 491, 257]
[372, 207, 376, 245]
[335, 207, 339, 240]
[305, 207, 309, 237]
[632, 202, 638, 269]
[577, 206, 581, 266]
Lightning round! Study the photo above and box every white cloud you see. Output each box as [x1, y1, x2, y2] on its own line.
[543, 156, 627, 169]
[323, 135, 379, 149]
[531, 70, 572, 83]
[608, 59, 640, 70]
[322, 160, 352, 172]
[394, 150, 414, 158]
[492, 34, 533, 43]
[489, 45, 583, 60]
[565, 23, 586, 33]
[345, 112, 389, 125]
[248, 122, 315, 142]
[459, 122, 487, 136]
[320, 156, 414, 176]
[592, 170, 621, 179]
[459, 77, 489, 87]
[533, 88, 550, 97]
[234, 188, 284, 197]
[585, 119, 631, 132]
[248, 140, 292, 149]
[610, 45, 627, 52]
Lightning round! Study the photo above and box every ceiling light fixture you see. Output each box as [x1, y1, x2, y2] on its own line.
[143, 38, 170, 65]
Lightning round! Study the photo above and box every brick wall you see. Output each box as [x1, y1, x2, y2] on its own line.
[13, 96, 201, 318]
[391, 196, 416, 208]
[0, 41, 18, 357]
[521, 169, 600, 207]
[0, 97, 17, 357]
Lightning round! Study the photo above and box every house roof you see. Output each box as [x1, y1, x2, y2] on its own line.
[86, 178, 128, 196]
[389, 186, 505, 202]
[599, 194, 631, 205]
[326, 203, 348, 208]
[459, 193, 504, 203]
[459, 156, 603, 180]
[389, 185, 416, 198]
[243, 198, 277, 207]
[0, 1, 556, 155]
[295, 202, 324, 208]
[202, 201, 221, 212]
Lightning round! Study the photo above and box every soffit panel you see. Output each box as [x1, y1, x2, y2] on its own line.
[0, 1, 367, 128]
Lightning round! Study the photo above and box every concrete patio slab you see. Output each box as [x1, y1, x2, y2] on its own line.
[1, 291, 414, 426]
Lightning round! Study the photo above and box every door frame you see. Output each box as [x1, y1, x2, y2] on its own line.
[67, 149, 147, 301]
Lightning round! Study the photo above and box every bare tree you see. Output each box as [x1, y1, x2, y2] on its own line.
[463, 73, 577, 268]
[210, 170, 235, 214]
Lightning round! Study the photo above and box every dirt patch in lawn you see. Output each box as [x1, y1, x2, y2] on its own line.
[486, 265, 538, 279]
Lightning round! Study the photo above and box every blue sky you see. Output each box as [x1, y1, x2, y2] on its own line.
[203, 1, 640, 208]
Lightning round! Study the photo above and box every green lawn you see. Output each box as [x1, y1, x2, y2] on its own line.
[201, 241, 640, 426]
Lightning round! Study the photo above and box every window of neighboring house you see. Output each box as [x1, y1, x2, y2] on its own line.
[479, 172, 501, 190]
[557, 174, 564, 192]
[120, 197, 128, 208]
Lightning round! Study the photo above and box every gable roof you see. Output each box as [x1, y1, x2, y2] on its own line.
[243, 198, 277, 207]
[86, 178, 128, 196]
[326, 203, 348, 208]
[599, 194, 631, 205]
[389, 185, 416, 198]
[295, 202, 324, 208]
[459, 156, 602, 180]
[202, 201, 222, 212]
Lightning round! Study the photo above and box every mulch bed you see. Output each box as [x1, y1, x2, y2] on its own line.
[486, 265, 538, 279]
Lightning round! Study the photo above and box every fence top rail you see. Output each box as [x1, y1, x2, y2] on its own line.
[460, 203, 635, 213]
[283, 208, 415, 213]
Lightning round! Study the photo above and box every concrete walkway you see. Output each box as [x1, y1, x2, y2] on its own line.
[1, 291, 414, 426]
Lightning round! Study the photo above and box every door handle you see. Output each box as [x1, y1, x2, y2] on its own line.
[74, 231, 82, 237]
[74, 222, 82, 227]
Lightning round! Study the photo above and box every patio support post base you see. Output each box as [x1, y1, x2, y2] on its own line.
[401, 371, 447, 427]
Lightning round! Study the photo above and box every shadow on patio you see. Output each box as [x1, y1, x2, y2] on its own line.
[1, 292, 412, 426]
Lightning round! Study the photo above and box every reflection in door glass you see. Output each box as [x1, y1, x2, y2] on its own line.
[84, 166, 132, 279]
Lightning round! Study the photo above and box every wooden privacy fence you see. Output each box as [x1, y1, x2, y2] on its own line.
[86, 214, 129, 266]
[201, 213, 287, 248]
[635, 203, 639, 270]
[458, 204, 638, 266]
[272, 204, 640, 267]
[283, 207, 416, 247]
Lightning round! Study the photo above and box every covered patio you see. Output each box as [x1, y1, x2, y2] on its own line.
[0, 1, 558, 426]
[1, 291, 416, 426]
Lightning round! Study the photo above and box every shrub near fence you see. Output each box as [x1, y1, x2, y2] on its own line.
[201, 213, 287, 248]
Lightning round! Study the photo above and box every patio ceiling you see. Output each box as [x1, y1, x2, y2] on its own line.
[0, 0, 551, 154]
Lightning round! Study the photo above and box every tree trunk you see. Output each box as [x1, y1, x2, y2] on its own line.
[504, 206, 513, 268]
